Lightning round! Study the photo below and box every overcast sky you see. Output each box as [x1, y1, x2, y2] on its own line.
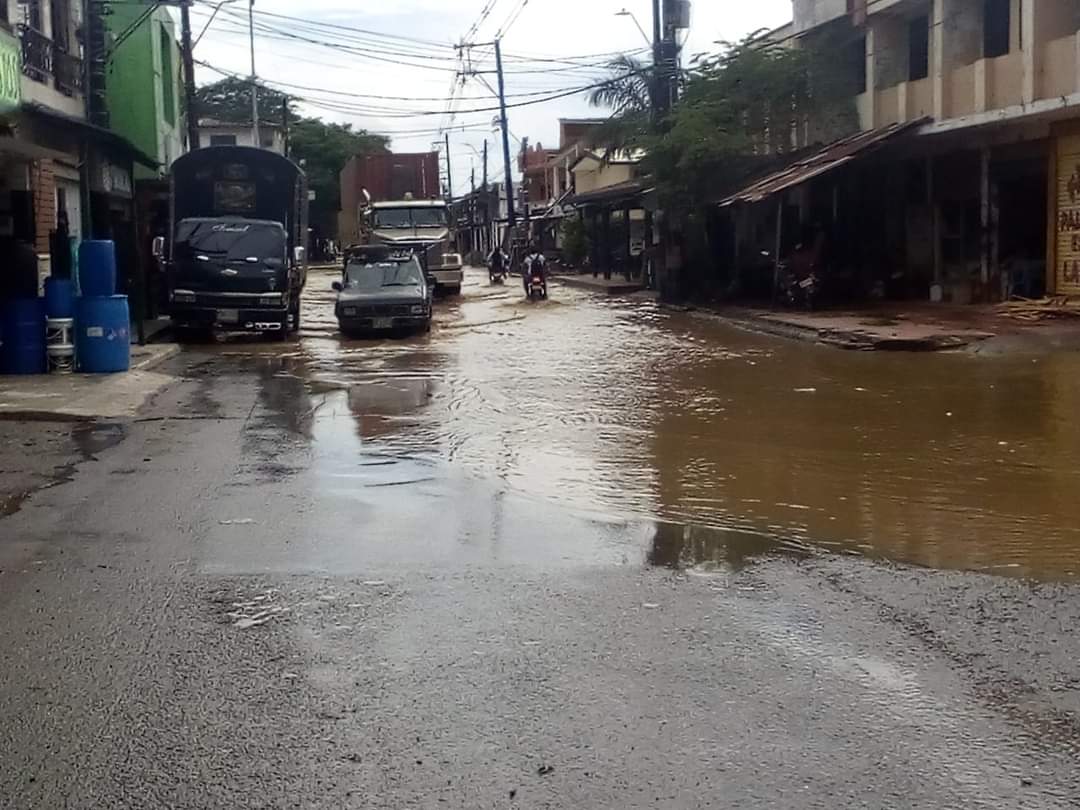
[193, 0, 793, 191]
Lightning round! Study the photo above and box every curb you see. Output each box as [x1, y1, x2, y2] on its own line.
[130, 344, 181, 372]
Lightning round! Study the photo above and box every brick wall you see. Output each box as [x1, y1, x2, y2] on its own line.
[30, 159, 56, 256]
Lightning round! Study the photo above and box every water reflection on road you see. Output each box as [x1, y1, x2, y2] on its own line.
[231, 266, 1080, 580]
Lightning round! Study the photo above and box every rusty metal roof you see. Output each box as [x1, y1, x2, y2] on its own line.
[717, 119, 927, 207]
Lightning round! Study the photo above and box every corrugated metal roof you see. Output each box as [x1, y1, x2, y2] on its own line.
[718, 119, 927, 207]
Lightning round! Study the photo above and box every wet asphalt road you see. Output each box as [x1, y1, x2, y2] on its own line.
[1, 267, 1080, 808]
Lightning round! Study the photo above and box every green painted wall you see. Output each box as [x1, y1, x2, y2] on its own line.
[105, 6, 184, 180]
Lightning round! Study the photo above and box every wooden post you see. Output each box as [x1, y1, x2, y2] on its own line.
[772, 196, 784, 306]
[1047, 137, 1058, 296]
[980, 146, 991, 290]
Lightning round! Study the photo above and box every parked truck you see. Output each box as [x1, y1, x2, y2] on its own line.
[160, 146, 309, 336]
[339, 152, 464, 294]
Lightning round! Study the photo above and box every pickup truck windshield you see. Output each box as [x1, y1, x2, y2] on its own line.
[373, 208, 448, 229]
[175, 220, 286, 264]
[345, 259, 424, 290]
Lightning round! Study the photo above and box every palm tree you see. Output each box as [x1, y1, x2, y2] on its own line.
[588, 55, 654, 116]
[587, 55, 654, 154]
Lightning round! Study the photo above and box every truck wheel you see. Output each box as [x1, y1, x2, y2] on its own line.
[447, 285, 462, 296]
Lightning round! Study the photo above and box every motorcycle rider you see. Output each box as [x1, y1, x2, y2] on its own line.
[523, 243, 547, 298]
[487, 245, 509, 282]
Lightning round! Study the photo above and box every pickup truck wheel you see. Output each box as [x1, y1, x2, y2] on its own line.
[446, 285, 462, 296]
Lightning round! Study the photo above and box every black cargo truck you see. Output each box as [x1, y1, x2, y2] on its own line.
[160, 146, 309, 336]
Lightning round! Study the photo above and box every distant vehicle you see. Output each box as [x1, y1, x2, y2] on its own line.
[333, 253, 433, 336]
[158, 146, 308, 337]
[524, 251, 548, 301]
[339, 152, 463, 295]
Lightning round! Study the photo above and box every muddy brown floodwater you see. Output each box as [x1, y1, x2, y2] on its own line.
[217, 266, 1080, 582]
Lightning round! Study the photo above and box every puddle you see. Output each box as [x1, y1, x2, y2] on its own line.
[203, 266, 1080, 580]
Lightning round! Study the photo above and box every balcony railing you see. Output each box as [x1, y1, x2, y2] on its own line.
[18, 25, 83, 97]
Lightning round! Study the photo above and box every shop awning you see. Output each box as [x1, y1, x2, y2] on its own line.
[0, 134, 68, 162]
[567, 179, 653, 207]
[22, 102, 158, 168]
[717, 119, 927, 207]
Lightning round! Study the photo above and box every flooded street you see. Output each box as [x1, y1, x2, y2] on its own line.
[5, 266, 1080, 808]
[225, 265, 1080, 581]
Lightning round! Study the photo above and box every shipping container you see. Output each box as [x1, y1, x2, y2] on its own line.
[342, 152, 440, 206]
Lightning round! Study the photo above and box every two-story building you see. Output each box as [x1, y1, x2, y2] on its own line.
[720, 0, 1080, 304]
[198, 119, 286, 154]
[0, 0, 153, 294]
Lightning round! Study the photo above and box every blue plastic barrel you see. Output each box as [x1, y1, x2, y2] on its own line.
[1, 298, 47, 375]
[76, 296, 130, 373]
[44, 277, 76, 318]
[77, 240, 117, 297]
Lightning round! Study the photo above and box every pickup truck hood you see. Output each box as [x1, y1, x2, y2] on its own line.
[338, 285, 426, 305]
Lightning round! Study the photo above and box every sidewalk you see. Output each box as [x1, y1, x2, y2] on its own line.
[556, 274, 646, 294]
[683, 302, 1080, 352]
[0, 344, 180, 419]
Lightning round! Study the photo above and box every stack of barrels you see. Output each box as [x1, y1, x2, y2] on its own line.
[0, 239, 130, 375]
[0, 241, 47, 375]
[74, 241, 130, 374]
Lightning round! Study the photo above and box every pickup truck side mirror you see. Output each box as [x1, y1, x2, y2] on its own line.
[151, 236, 165, 259]
[294, 246, 306, 265]
[331, 280, 343, 292]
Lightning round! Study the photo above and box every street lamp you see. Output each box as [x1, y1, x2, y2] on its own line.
[614, 9, 652, 48]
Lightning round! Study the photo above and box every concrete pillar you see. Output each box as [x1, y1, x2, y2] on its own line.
[865, 24, 878, 128]
[974, 59, 989, 113]
[980, 147, 991, 287]
[1021, 0, 1037, 103]
[932, 0, 947, 120]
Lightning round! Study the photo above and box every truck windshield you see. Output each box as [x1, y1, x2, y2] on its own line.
[175, 220, 286, 264]
[373, 208, 447, 229]
[345, 259, 424, 290]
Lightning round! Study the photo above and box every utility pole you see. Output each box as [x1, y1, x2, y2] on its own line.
[444, 132, 453, 199]
[494, 38, 516, 229]
[249, 0, 260, 146]
[651, 0, 664, 117]
[481, 139, 489, 253]
[482, 139, 488, 191]
[179, 1, 200, 149]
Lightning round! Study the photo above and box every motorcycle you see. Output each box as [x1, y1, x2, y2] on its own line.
[526, 265, 547, 301]
[779, 266, 819, 310]
[489, 264, 507, 285]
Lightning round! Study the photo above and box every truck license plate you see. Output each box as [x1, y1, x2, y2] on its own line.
[217, 309, 239, 324]
[373, 317, 393, 329]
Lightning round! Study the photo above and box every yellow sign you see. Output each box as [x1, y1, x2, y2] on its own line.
[1055, 134, 1080, 297]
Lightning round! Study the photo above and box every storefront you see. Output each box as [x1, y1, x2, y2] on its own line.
[1051, 126, 1080, 298]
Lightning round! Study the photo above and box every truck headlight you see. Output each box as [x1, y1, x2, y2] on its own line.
[442, 253, 461, 266]
[172, 291, 196, 304]
[410, 304, 426, 315]
[259, 293, 283, 305]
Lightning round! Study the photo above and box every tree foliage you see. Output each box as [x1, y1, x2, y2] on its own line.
[590, 32, 859, 212]
[289, 119, 389, 229]
[194, 76, 293, 124]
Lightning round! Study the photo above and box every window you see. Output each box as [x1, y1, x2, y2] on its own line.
[983, 0, 1011, 58]
[260, 134, 275, 150]
[909, 15, 930, 81]
[160, 26, 176, 126]
[209, 134, 238, 146]
[848, 34, 867, 95]
[50, 0, 70, 51]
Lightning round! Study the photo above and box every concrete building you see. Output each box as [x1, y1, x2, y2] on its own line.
[105, 4, 184, 180]
[198, 119, 286, 154]
[720, 0, 1080, 304]
[0, 0, 151, 289]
